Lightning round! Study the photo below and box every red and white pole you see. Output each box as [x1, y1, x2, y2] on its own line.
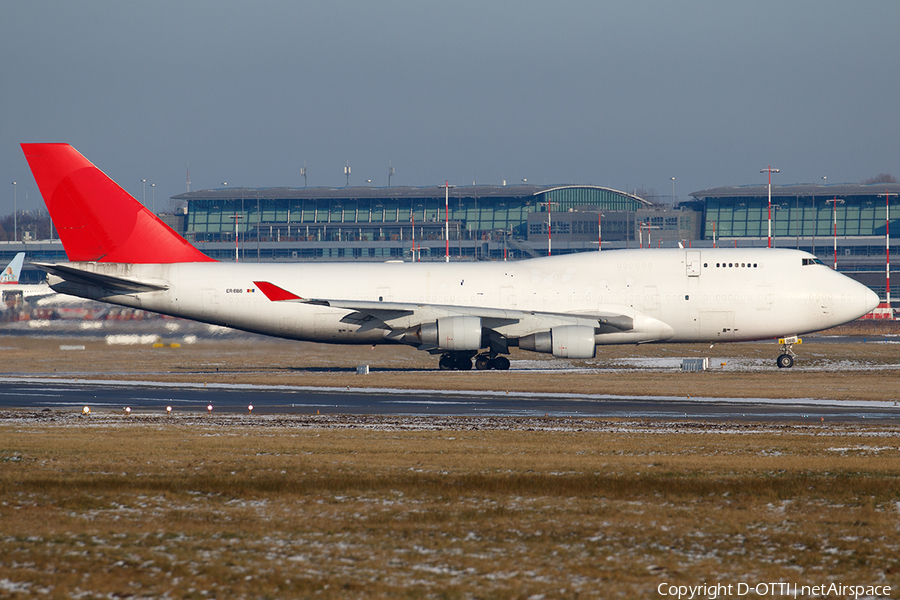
[598, 212, 602, 252]
[879, 190, 898, 309]
[760, 165, 779, 248]
[445, 181, 450, 262]
[829, 196, 843, 270]
[887, 190, 892, 307]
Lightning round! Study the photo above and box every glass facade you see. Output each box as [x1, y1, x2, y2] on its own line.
[701, 190, 899, 240]
[182, 186, 649, 244]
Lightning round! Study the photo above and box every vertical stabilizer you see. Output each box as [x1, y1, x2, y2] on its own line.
[20, 143, 214, 264]
[0, 252, 25, 284]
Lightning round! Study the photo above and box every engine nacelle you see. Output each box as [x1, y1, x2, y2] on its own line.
[419, 316, 483, 351]
[519, 325, 596, 359]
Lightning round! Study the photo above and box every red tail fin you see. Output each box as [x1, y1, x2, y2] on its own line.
[21, 143, 214, 264]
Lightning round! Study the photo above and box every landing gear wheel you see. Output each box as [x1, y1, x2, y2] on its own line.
[776, 336, 800, 369]
[439, 351, 478, 370]
[455, 356, 473, 370]
[492, 356, 510, 371]
[474, 355, 491, 370]
[776, 354, 794, 369]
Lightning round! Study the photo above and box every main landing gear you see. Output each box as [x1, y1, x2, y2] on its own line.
[438, 351, 510, 371]
[475, 353, 510, 371]
[776, 336, 801, 369]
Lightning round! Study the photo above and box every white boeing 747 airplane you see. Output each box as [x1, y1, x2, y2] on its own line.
[21, 143, 878, 370]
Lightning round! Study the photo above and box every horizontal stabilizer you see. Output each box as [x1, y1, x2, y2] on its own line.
[35, 262, 168, 294]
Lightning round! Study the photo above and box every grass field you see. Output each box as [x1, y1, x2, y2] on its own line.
[1, 413, 899, 598]
[1, 323, 900, 597]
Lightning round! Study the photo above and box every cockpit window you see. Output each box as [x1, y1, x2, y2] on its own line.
[802, 258, 826, 266]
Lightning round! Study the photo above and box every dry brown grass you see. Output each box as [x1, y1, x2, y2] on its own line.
[1, 415, 899, 598]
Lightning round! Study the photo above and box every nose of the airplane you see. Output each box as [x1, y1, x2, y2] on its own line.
[865, 286, 880, 314]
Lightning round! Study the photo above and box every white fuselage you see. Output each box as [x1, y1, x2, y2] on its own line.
[1, 283, 57, 303]
[49, 248, 878, 347]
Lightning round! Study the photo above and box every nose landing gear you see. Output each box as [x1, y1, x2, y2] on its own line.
[776, 336, 801, 368]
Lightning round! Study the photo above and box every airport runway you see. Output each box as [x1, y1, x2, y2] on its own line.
[1, 376, 899, 422]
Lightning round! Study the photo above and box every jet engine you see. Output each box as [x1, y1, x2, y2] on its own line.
[416, 316, 483, 351]
[519, 325, 596, 359]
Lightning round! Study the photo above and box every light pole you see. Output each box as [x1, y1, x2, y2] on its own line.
[151, 183, 156, 214]
[598, 212, 604, 251]
[11, 182, 16, 242]
[410, 204, 417, 263]
[229, 214, 242, 263]
[539, 200, 558, 256]
[141, 179, 146, 208]
[828, 196, 844, 270]
[879, 191, 899, 310]
[760, 166, 779, 248]
[671, 177, 676, 204]
[640, 222, 660, 248]
[443, 182, 455, 262]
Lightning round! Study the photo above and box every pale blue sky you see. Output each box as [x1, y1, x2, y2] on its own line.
[2, 1, 898, 212]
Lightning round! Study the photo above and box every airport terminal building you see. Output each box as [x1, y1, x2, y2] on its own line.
[170, 184, 700, 261]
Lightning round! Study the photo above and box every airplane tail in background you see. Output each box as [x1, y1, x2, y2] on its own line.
[20, 143, 215, 264]
[0, 252, 25, 284]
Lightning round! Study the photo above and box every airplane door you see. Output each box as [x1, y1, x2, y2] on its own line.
[500, 286, 517, 308]
[643, 286, 659, 313]
[201, 288, 218, 314]
[757, 285, 773, 311]
[314, 313, 333, 339]
[699, 311, 735, 340]
[686, 251, 702, 277]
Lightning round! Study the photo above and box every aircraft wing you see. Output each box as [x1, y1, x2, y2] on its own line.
[253, 280, 634, 340]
